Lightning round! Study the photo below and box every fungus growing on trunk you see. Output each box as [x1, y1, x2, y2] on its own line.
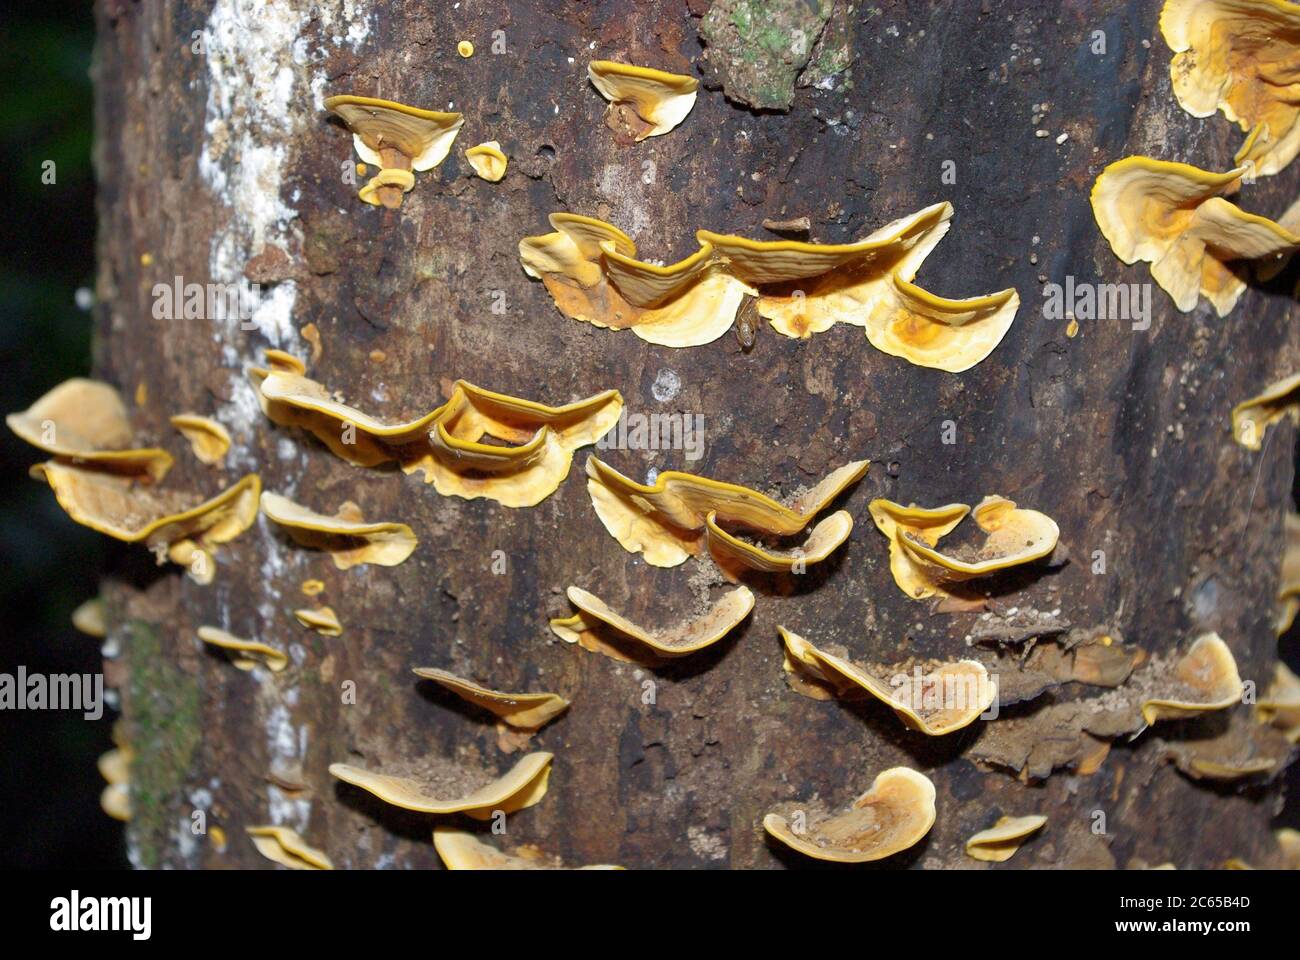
[587, 61, 698, 141]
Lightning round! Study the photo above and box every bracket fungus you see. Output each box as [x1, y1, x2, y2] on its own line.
[198, 626, 288, 672]
[7, 378, 173, 482]
[31, 462, 259, 584]
[1161, 0, 1300, 177]
[550, 585, 755, 662]
[169, 414, 230, 465]
[328, 751, 552, 819]
[325, 95, 463, 208]
[246, 826, 333, 870]
[762, 767, 937, 864]
[1277, 513, 1300, 635]
[72, 597, 107, 638]
[704, 508, 854, 575]
[1257, 662, 1300, 740]
[1141, 633, 1243, 724]
[98, 744, 132, 822]
[519, 214, 748, 347]
[260, 492, 417, 569]
[465, 141, 507, 181]
[412, 668, 570, 732]
[256, 370, 621, 507]
[779, 627, 997, 734]
[1231, 371, 1300, 450]
[585, 455, 867, 568]
[587, 60, 698, 141]
[870, 496, 1059, 600]
[294, 606, 343, 637]
[433, 826, 621, 870]
[1091, 156, 1300, 315]
[965, 814, 1047, 862]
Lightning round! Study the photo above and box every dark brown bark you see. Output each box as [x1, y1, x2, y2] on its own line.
[92, 0, 1297, 869]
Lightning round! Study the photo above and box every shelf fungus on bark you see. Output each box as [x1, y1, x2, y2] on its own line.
[198, 626, 288, 672]
[519, 214, 748, 347]
[587, 60, 698, 141]
[98, 742, 132, 822]
[412, 668, 570, 735]
[1276, 513, 1300, 635]
[257, 370, 622, 507]
[762, 767, 937, 864]
[705, 508, 853, 575]
[585, 455, 868, 568]
[72, 597, 107, 638]
[465, 141, 507, 181]
[325, 95, 463, 208]
[1091, 156, 1300, 315]
[294, 606, 343, 637]
[965, 814, 1047, 862]
[550, 585, 755, 663]
[169, 414, 230, 465]
[1140, 633, 1243, 724]
[779, 627, 996, 733]
[246, 826, 333, 870]
[870, 496, 1059, 600]
[260, 492, 417, 569]
[328, 751, 552, 819]
[30, 462, 259, 584]
[7, 378, 174, 482]
[1161, 0, 1300, 178]
[433, 826, 622, 870]
[1256, 662, 1300, 741]
[1162, 714, 1293, 781]
[1231, 371, 1300, 451]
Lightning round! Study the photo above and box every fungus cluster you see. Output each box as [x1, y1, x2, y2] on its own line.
[519, 204, 1020, 369]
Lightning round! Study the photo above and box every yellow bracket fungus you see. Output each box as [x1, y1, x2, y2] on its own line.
[328, 751, 552, 819]
[519, 214, 748, 347]
[1141, 632, 1243, 724]
[779, 627, 996, 734]
[1161, 0, 1300, 177]
[763, 767, 937, 864]
[246, 826, 333, 870]
[705, 509, 853, 574]
[72, 597, 107, 638]
[169, 413, 231, 465]
[1256, 662, 1300, 740]
[31, 462, 259, 584]
[1231, 371, 1300, 450]
[98, 743, 132, 822]
[1091, 156, 1300, 315]
[965, 814, 1047, 862]
[1277, 513, 1300, 635]
[7, 378, 173, 482]
[294, 606, 343, 637]
[198, 626, 288, 672]
[587, 60, 698, 140]
[257, 370, 622, 507]
[550, 585, 754, 662]
[301, 578, 326, 597]
[325, 94, 463, 208]
[260, 492, 417, 569]
[433, 825, 622, 870]
[870, 495, 1058, 599]
[465, 141, 507, 181]
[585, 455, 867, 568]
[412, 667, 570, 731]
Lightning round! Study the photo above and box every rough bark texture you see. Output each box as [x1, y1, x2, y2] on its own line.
[92, 0, 1297, 870]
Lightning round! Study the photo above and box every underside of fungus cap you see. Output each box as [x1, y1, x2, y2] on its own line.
[260, 491, 417, 569]
[898, 495, 1060, 582]
[433, 825, 623, 870]
[169, 413, 231, 465]
[325, 94, 464, 171]
[762, 767, 937, 863]
[587, 60, 699, 139]
[7, 378, 174, 481]
[412, 667, 570, 730]
[778, 627, 996, 734]
[869, 498, 971, 599]
[465, 141, 508, 181]
[328, 751, 553, 818]
[550, 585, 754, 662]
[965, 814, 1047, 862]
[246, 826, 333, 870]
[1141, 632, 1243, 724]
[31, 462, 260, 580]
[1161, 0, 1300, 177]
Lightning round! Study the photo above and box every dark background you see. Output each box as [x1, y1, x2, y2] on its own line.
[0, 2, 128, 869]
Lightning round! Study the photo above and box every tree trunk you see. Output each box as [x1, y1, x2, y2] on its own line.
[91, 0, 1297, 870]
